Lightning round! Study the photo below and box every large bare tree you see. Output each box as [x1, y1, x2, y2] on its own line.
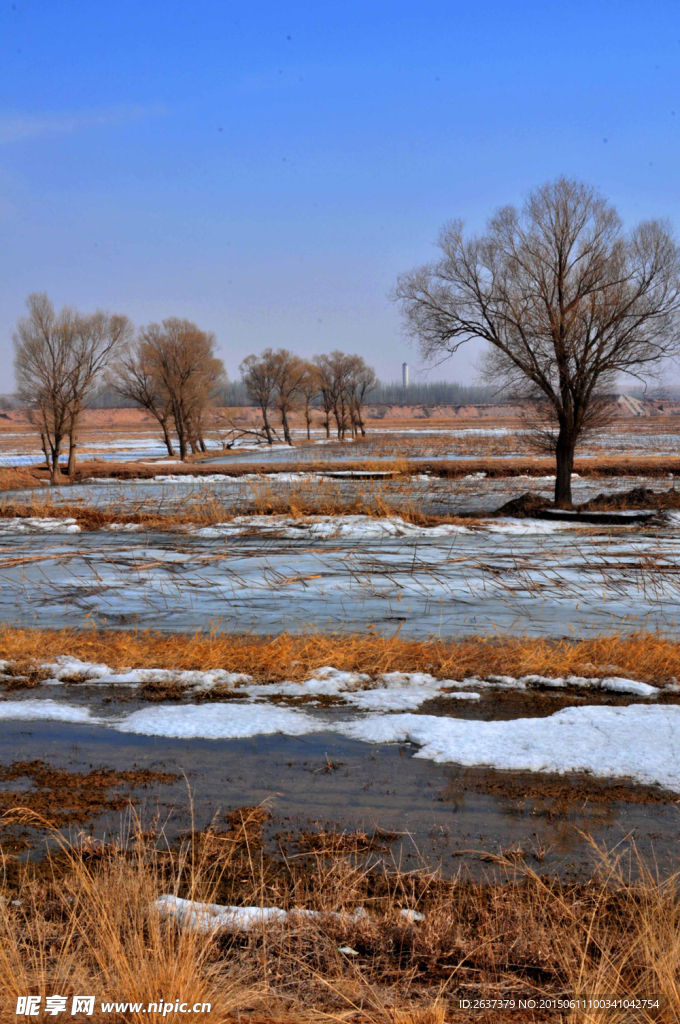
[13, 294, 130, 482]
[393, 178, 680, 505]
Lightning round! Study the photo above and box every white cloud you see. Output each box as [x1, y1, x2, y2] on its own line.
[0, 104, 166, 145]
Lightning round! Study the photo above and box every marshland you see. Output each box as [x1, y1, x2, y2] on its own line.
[2, 402, 680, 1022]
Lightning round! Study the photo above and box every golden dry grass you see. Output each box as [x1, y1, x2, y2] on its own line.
[66, 454, 680, 482]
[0, 813, 678, 1023]
[0, 466, 45, 492]
[1, 627, 680, 684]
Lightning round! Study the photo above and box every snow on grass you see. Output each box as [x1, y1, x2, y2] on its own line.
[5, 657, 662, 702]
[39, 656, 250, 690]
[193, 515, 474, 539]
[0, 518, 81, 534]
[154, 894, 369, 933]
[242, 667, 481, 710]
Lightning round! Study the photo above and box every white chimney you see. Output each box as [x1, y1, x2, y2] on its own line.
[402, 362, 409, 387]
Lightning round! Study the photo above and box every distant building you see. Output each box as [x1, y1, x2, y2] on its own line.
[402, 362, 409, 388]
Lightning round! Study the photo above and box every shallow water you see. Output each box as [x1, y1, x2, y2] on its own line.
[3, 472, 672, 517]
[0, 516, 678, 635]
[2, 720, 678, 878]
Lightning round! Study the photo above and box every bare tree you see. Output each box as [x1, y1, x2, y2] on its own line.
[240, 351, 278, 444]
[344, 355, 377, 437]
[107, 340, 177, 456]
[64, 311, 132, 475]
[394, 178, 680, 505]
[312, 351, 353, 439]
[270, 349, 307, 445]
[298, 360, 318, 440]
[138, 319, 225, 460]
[311, 356, 334, 438]
[13, 294, 130, 483]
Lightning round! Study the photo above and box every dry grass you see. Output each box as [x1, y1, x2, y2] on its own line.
[63, 455, 680, 483]
[1, 627, 680, 685]
[0, 491, 480, 530]
[0, 812, 678, 1023]
[0, 466, 45, 492]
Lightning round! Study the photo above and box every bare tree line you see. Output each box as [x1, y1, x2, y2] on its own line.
[238, 348, 377, 446]
[12, 295, 378, 480]
[13, 295, 226, 481]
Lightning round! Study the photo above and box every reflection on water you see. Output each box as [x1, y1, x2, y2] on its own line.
[1, 720, 677, 878]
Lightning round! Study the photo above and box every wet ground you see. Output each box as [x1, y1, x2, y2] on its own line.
[1, 719, 678, 879]
[5, 471, 676, 516]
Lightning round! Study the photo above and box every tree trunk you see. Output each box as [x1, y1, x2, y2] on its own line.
[261, 404, 273, 444]
[554, 433, 575, 506]
[160, 420, 175, 457]
[67, 435, 77, 477]
[39, 433, 49, 467]
[50, 436, 63, 485]
[176, 427, 187, 460]
[281, 407, 292, 445]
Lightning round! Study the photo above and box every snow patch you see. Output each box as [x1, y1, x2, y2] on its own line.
[154, 894, 368, 933]
[0, 518, 81, 534]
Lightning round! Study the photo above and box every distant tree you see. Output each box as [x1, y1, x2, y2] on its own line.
[394, 177, 680, 505]
[240, 350, 278, 444]
[107, 340, 177, 456]
[312, 351, 352, 439]
[138, 319, 225, 460]
[268, 349, 307, 446]
[298, 361, 318, 439]
[312, 351, 377, 440]
[311, 356, 335, 439]
[13, 293, 130, 482]
[344, 356, 378, 437]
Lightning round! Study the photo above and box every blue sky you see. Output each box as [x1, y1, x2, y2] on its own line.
[1, 0, 679, 391]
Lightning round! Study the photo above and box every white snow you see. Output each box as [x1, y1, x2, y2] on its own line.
[337, 705, 680, 791]
[0, 517, 81, 534]
[0, 699, 98, 724]
[193, 514, 473, 539]
[114, 702, 320, 740]
[242, 667, 479, 710]
[7, 657, 659, 703]
[154, 894, 368, 933]
[599, 677, 659, 697]
[486, 519, 578, 535]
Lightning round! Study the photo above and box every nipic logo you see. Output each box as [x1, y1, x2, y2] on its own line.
[15, 996, 95, 1016]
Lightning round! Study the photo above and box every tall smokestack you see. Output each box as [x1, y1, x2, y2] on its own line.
[402, 362, 409, 388]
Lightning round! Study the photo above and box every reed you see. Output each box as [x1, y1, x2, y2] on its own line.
[0, 814, 677, 1022]
[1, 627, 680, 684]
